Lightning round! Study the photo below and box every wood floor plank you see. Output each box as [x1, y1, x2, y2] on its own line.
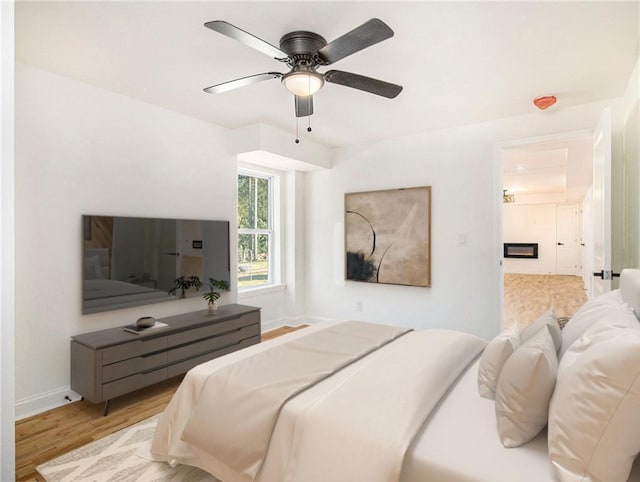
[503, 274, 587, 328]
[15, 325, 308, 482]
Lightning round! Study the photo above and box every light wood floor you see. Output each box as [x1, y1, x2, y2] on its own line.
[504, 274, 588, 329]
[15, 324, 309, 482]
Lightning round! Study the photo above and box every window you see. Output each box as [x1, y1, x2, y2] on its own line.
[237, 170, 275, 288]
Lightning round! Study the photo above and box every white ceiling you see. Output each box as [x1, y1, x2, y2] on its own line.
[504, 147, 569, 194]
[15, 1, 639, 148]
[502, 135, 594, 202]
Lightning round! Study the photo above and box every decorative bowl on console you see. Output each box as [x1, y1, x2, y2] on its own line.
[136, 316, 156, 328]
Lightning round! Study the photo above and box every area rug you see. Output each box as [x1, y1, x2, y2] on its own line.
[36, 415, 218, 482]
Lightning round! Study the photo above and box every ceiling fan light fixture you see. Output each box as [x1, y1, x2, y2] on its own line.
[282, 71, 324, 97]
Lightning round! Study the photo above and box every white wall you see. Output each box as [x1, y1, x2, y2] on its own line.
[13, 64, 635, 421]
[0, 0, 15, 477]
[14, 64, 321, 416]
[622, 57, 640, 269]
[503, 203, 557, 274]
[304, 99, 626, 341]
[14, 64, 239, 417]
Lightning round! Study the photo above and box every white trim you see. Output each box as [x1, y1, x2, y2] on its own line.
[498, 129, 593, 150]
[495, 128, 596, 332]
[238, 283, 286, 299]
[238, 163, 284, 178]
[15, 387, 82, 421]
[238, 167, 282, 289]
[0, 0, 15, 477]
[296, 316, 337, 325]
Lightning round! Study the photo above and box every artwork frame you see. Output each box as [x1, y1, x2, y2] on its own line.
[82, 216, 92, 241]
[345, 186, 431, 287]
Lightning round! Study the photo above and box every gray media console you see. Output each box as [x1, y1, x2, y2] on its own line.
[70, 303, 261, 415]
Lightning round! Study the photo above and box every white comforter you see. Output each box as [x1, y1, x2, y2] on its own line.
[150, 321, 486, 482]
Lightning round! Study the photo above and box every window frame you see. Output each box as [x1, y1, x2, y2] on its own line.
[237, 167, 279, 290]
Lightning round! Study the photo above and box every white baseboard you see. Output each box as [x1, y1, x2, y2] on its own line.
[298, 316, 336, 324]
[15, 386, 82, 420]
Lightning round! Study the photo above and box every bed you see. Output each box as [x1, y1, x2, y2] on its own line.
[83, 279, 168, 309]
[82, 248, 169, 313]
[149, 269, 640, 482]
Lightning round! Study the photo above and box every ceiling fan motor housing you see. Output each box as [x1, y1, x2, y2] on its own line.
[279, 31, 327, 63]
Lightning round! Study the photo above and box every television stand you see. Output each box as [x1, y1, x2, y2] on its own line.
[70, 304, 261, 415]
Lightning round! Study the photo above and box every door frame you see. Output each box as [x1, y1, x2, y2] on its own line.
[494, 129, 593, 330]
[591, 107, 613, 296]
[0, 0, 15, 477]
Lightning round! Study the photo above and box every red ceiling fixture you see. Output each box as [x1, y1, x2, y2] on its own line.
[533, 95, 557, 110]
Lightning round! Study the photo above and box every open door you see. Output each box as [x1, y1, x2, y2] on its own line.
[591, 108, 613, 296]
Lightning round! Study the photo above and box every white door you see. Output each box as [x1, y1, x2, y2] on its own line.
[556, 204, 577, 275]
[591, 108, 612, 296]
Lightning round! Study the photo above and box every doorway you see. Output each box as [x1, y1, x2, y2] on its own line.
[500, 132, 593, 329]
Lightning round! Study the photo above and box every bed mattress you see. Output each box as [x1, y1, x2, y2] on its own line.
[404, 357, 640, 482]
[403, 357, 552, 481]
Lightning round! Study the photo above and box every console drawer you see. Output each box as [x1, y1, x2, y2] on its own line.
[102, 351, 168, 383]
[102, 336, 167, 365]
[168, 311, 259, 347]
[102, 367, 167, 400]
[70, 304, 261, 412]
[168, 322, 260, 363]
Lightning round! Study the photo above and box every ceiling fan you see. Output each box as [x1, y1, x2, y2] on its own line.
[203, 18, 403, 118]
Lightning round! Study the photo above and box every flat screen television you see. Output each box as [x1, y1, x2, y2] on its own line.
[82, 215, 230, 314]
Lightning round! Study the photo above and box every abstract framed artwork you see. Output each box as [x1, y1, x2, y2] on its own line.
[345, 186, 431, 287]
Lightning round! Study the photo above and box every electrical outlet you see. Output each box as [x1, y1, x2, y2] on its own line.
[355, 301, 363, 312]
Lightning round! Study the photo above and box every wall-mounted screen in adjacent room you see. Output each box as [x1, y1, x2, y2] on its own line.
[82, 215, 230, 314]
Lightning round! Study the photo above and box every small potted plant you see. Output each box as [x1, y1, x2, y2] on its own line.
[202, 278, 230, 314]
[168, 275, 202, 299]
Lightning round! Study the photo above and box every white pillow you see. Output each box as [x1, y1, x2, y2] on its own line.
[620, 269, 640, 321]
[495, 327, 557, 448]
[477, 326, 520, 399]
[559, 290, 623, 359]
[558, 302, 639, 378]
[521, 309, 561, 352]
[549, 328, 640, 482]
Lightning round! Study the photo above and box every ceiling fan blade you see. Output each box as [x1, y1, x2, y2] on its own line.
[316, 18, 394, 65]
[295, 95, 314, 117]
[205, 20, 289, 61]
[204, 72, 282, 94]
[324, 70, 402, 99]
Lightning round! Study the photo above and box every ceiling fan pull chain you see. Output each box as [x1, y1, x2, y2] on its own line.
[305, 75, 314, 132]
[295, 117, 300, 144]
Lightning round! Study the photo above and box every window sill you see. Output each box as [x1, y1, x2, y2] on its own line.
[238, 284, 287, 299]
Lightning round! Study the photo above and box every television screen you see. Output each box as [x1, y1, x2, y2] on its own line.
[82, 215, 230, 314]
